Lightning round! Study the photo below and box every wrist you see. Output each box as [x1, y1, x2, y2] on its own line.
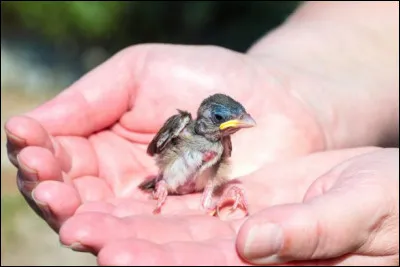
[247, 2, 399, 149]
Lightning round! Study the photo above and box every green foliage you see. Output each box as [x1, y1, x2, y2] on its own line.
[2, 1, 300, 53]
[1, 195, 28, 243]
[2, 1, 126, 40]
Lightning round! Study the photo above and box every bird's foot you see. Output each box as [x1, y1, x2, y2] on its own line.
[152, 180, 168, 214]
[214, 185, 249, 217]
[200, 183, 217, 216]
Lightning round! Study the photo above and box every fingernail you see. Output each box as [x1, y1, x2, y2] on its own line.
[18, 179, 38, 193]
[31, 189, 53, 220]
[17, 154, 38, 182]
[61, 242, 92, 252]
[244, 223, 283, 263]
[5, 128, 27, 146]
[31, 189, 47, 207]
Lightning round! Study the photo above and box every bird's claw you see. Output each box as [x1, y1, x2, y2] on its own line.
[200, 183, 218, 215]
[214, 186, 249, 217]
[152, 180, 168, 214]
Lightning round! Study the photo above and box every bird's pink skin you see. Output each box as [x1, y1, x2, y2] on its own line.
[152, 180, 168, 214]
[202, 151, 217, 162]
[214, 185, 249, 217]
[201, 182, 249, 217]
[201, 182, 215, 213]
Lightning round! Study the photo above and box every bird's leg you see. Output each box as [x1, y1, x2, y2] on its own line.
[152, 180, 169, 214]
[215, 185, 249, 217]
[201, 181, 217, 215]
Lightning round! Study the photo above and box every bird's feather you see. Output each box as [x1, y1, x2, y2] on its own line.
[147, 109, 192, 156]
[137, 176, 157, 191]
[138, 93, 254, 215]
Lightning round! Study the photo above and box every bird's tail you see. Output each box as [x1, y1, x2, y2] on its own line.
[138, 176, 158, 191]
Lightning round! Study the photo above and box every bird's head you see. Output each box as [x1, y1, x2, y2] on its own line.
[194, 93, 256, 141]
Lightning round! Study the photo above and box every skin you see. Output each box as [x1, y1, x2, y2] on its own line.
[4, 1, 398, 265]
[71, 147, 396, 266]
[6, 43, 325, 232]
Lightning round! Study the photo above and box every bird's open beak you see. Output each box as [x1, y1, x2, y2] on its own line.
[219, 113, 256, 130]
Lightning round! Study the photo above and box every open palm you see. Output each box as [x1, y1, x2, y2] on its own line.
[5, 44, 324, 247]
[56, 147, 379, 265]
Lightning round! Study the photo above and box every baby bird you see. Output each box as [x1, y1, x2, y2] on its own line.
[138, 93, 256, 215]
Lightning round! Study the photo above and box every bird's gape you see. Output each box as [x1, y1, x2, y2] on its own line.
[221, 127, 240, 136]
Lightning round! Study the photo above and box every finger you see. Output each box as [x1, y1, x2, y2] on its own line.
[17, 146, 63, 187]
[282, 254, 399, 266]
[16, 146, 66, 221]
[97, 239, 248, 266]
[16, 143, 101, 207]
[25, 47, 140, 136]
[333, 255, 399, 266]
[5, 116, 55, 167]
[73, 176, 114, 202]
[59, 212, 234, 253]
[97, 239, 396, 266]
[5, 116, 96, 180]
[75, 201, 115, 214]
[27, 180, 81, 232]
[4, 116, 76, 177]
[236, 175, 389, 264]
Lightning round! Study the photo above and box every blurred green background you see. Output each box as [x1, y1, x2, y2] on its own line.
[1, 1, 299, 265]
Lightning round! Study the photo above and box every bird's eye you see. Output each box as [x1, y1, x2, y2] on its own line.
[213, 113, 224, 122]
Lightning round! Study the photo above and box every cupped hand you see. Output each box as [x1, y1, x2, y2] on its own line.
[58, 147, 398, 266]
[5, 44, 325, 231]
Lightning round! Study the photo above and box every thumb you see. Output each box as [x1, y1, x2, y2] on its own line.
[236, 151, 394, 265]
[24, 46, 140, 137]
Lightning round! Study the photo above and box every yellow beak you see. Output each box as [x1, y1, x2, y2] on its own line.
[219, 114, 256, 130]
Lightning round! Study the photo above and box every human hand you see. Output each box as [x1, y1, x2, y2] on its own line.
[5, 43, 325, 232]
[5, 1, 398, 260]
[58, 147, 398, 266]
[236, 147, 399, 266]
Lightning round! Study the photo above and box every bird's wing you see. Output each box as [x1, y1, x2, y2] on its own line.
[146, 109, 192, 156]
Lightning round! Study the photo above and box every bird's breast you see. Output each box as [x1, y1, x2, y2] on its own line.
[160, 138, 223, 194]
